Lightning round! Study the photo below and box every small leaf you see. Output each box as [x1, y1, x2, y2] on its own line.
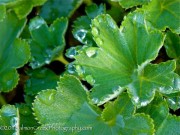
[142, 0, 180, 34]
[40, 0, 83, 23]
[117, 0, 150, 9]
[29, 17, 68, 69]
[0, 105, 19, 135]
[164, 31, 180, 74]
[0, 12, 30, 92]
[25, 68, 59, 96]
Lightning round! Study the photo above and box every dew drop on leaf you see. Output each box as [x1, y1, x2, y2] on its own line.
[67, 63, 76, 74]
[92, 27, 99, 37]
[7, 80, 13, 86]
[65, 46, 82, 59]
[96, 38, 103, 45]
[85, 47, 98, 58]
[38, 91, 56, 106]
[74, 29, 87, 43]
[92, 98, 99, 104]
[85, 75, 95, 85]
[75, 65, 85, 77]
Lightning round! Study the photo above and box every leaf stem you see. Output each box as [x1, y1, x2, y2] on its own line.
[55, 55, 69, 65]
[0, 93, 6, 106]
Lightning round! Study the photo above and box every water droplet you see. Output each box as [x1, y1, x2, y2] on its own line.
[67, 63, 76, 74]
[45, 58, 51, 64]
[65, 46, 82, 59]
[75, 65, 85, 77]
[7, 80, 12, 86]
[92, 98, 99, 104]
[96, 38, 103, 45]
[45, 49, 52, 57]
[85, 48, 98, 58]
[39, 91, 56, 106]
[30, 61, 41, 69]
[10, 117, 18, 127]
[74, 29, 87, 43]
[92, 27, 99, 37]
[85, 75, 95, 85]
[29, 18, 45, 30]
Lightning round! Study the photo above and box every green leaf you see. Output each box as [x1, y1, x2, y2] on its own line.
[142, 0, 180, 34]
[128, 61, 176, 107]
[40, 0, 83, 23]
[33, 75, 88, 124]
[0, 12, 30, 92]
[164, 31, 180, 74]
[74, 12, 177, 107]
[29, 17, 68, 69]
[1, 0, 47, 19]
[164, 92, 180, 111]
[118, 0, 150, 9]
[138, 93, 180, 135]
[25, 68, 59, 96]
[0, 105, 19, 135]
[33, 77, 154, 135]
[0, 5, 5, 21]
[72, 4, 105, 45]
[16, 103, 39, 135]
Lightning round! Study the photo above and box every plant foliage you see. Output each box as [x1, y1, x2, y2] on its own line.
[0, 0, 179, 134]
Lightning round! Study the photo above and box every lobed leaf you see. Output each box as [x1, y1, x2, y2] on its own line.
[142, 0, 180, 34]
[74, 12, 177, 107]
[29, 17, 68, 69]
[0, 12, 30, 92]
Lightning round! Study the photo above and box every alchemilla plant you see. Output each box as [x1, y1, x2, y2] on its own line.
[0, 0, 180, 135]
